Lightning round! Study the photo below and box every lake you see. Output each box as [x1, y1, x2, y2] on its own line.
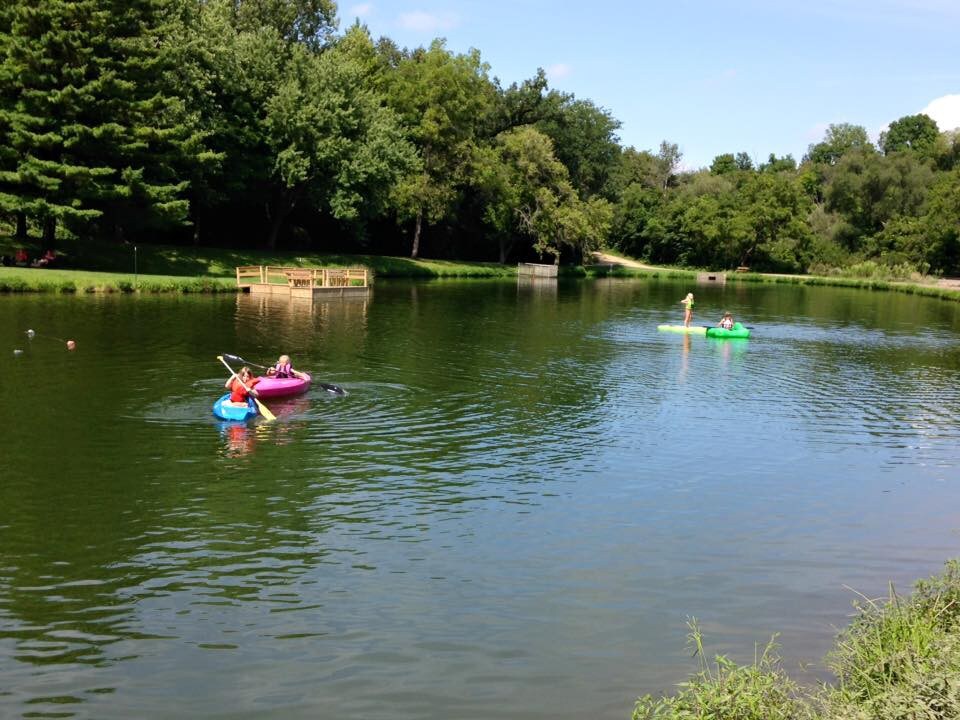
[1, 278, 959, 719]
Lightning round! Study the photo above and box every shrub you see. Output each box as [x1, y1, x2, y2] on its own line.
[632, 619, 807, 720]
[820, 561, 960, 720]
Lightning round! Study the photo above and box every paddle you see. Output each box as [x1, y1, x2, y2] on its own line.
[217, 355, 277, 421]
[222, 353, 347, 395]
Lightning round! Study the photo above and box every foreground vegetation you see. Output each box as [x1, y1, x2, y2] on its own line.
[634, 560, 960, 720]
[1, 1, 959, 277]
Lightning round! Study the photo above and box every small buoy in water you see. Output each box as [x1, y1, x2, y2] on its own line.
[26, 329, 35, 339]
[66, 340, 76, 350]
[13, 349, 23, 355]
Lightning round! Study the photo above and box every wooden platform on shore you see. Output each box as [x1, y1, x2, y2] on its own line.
[236, 265, 370, 298]
[697, 271, 726, 284]
[518, 262, 558, 278]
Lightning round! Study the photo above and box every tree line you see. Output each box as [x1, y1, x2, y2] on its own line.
[1, 0, 958, 274]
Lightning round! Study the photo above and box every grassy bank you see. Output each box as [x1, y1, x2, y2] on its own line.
[1, 236, 515, 281]
[633, 559, 960, 720]
[2, 236, 960, 300]
[580, 262, 960, 303]
[0, 266, 237, 293]
[0, 238, 516, 292]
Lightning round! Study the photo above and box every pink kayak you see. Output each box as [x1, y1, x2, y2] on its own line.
[255, 372, 311, 399]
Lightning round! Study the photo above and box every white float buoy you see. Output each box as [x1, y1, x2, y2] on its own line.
[26, 329, 35, 338]
[13, 349, 23, 355]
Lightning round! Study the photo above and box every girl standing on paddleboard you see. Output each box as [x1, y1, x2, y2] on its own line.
[680, 293, 694, 327]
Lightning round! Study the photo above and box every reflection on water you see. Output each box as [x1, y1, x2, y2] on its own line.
[0, 282, 959, 719]
[234, 291, 370, 363]
[517, 275, 558, 298]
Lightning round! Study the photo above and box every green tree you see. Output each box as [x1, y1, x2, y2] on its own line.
[386, 40, 496, 258]
[0, 1, 23, 237]
[880, 113, 939, 156]
[655, 140, 682, 191]
[805, 123, 873, 165]
[261, 28, 417, 248]
[916, 169, 960, 272]
[827, 149, 934, 244]
[607, 147, 660, 196]
[672, 175, 743, 266]
[738, 171, 810, 269]
[226, 0, 336, 50]
[759, 153, 797, 173]
[609, 182, 666, 261]
[490, 68, 550, 136]
[710, 153, 738, 175]
[536, 96, 622, 198]
[931, 130, 960, 171]
[0, 0, 207, 244]
[735, 152, 754, 171]
[476, 126, 611, 264]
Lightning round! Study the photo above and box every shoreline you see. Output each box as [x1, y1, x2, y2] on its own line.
[1, 255, 959, 303]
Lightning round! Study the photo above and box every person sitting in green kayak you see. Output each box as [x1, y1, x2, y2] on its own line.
[680, 292, 694, 327]
[718, 311, 734, 330]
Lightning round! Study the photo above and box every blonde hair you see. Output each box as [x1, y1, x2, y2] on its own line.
[278, 354, 291, 364]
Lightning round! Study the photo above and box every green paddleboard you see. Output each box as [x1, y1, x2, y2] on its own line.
[657, 325, 707, 335]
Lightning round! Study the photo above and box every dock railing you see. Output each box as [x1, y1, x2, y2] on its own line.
[236, 265, 266, 287]
[237, 265, 369, 289]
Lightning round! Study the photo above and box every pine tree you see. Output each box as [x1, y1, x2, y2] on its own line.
[0, 0, 208, 245]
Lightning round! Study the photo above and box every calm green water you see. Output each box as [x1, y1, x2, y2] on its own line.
[2, 279, 960, 719]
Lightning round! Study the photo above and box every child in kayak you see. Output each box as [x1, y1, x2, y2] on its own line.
[718, 312, 735, 330]
[225, 366, 261, 405]
[680, 293, 695, 327]
[266, 354, 306, 380]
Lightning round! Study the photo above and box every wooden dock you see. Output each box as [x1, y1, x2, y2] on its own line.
[518, 262, 558, 278]
[236, 265, 370, 298]
[696, 271, 726, 285]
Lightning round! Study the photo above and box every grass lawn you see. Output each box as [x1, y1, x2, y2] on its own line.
[0, 266, 236, 293]
[2, 236, 959, 301]
[0, 236, 518, 292]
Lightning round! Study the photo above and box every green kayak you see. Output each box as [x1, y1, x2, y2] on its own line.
[705, 322, 750, 339]
[657, 322, 751, 338]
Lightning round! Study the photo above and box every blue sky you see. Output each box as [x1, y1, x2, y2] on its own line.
[341, 0, 960, 169]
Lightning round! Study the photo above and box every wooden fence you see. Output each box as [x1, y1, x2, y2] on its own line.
[517, 262, 558, 278]
[236, 265, 369, 290]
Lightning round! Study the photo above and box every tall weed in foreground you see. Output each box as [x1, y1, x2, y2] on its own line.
[632, 618, 807, 720]
[820, 561, 960, 719]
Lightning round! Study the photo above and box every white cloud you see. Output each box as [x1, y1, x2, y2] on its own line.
[546, 63, 572, 81]
[347, 3, 373, 18]
[921, 94, 960, 132]
[397, 10, 458, 33]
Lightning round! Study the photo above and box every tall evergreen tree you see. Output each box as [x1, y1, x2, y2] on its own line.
[0, 0, 207, 245]
[0, 1, 25, 237]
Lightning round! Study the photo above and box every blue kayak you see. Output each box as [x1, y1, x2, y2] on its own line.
[213, 393, 258, 421]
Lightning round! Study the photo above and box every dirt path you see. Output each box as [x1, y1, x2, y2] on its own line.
[590, 251, 661, 271]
